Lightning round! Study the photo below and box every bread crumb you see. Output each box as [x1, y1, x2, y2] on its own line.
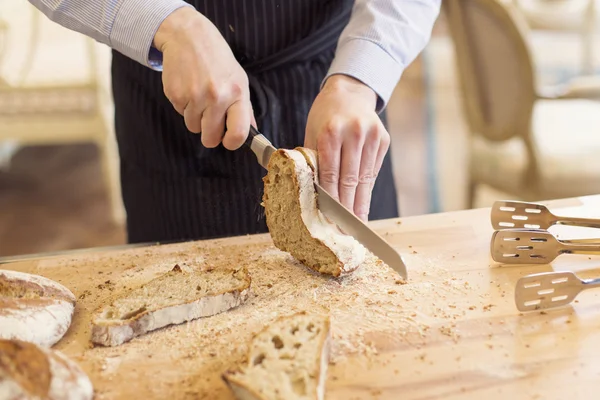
[388, 290, 397, 295]
[395, 279, 407, 285]
[483, 304, 494, 311]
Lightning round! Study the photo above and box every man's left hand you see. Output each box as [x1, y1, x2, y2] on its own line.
[304, 75, 390, 222]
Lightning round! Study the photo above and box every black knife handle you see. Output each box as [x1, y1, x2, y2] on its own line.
[245, 125, 261, 149]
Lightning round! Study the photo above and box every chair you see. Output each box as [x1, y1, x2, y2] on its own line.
[442, 0, 600, 208]
[511, 0, 597, 74]
[0, 3, 124, 224]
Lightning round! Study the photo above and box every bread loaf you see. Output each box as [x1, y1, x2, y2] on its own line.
[0, 338, 93, 400]
[90, 265, 251, 347]
[0, 270, 76, 347]
[222, 312, 331, 400]
[262, 148, 367, 276]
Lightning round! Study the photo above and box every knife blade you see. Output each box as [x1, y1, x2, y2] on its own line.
[245, 126, 408, 278]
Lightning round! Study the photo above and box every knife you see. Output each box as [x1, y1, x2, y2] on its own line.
[245, 126, 408, 278]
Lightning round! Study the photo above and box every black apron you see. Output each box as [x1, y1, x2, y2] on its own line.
[110, 0, 399, 244]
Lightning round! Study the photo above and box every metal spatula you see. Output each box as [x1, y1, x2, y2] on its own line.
[515, 271, 600, 311]
[491, 200, 600, 230]
[491, 229, 600, 264]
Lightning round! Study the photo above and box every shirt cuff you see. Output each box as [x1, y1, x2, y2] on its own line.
[324, 38, 405, 113]
[110, 0, 195, 70]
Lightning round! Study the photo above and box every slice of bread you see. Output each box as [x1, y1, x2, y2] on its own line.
[90, 265, 251, 347]
[222, 312, 331, 400]
[262, 148, 367, 277]
[0, 338, 94, 400]
[0, 270, 76, 348]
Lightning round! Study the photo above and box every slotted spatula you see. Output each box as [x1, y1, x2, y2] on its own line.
[515, 271, 600, 311]
[491, 200, 600, 230]
[491, 229, 600, 264]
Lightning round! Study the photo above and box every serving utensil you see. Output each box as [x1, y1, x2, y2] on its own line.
[491, 229, 600, 264]
[491, 200, 600, 230]
[515, 270, 600, 311]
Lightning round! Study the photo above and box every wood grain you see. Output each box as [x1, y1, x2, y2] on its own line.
[3, 195, 600, 399]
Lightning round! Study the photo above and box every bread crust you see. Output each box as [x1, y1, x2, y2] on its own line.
[0, 270, 76, 348]
[262, 148, 366, 276]
[90, 266, 252, 347]
[0, 339, 93, 400]
[222, 311, 331, 400]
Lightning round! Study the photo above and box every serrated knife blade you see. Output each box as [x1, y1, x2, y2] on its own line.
[245, 126, 408, 279]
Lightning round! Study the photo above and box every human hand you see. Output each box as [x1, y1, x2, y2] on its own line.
[304, 75, 390, 221]
[154, 7, 255, 150]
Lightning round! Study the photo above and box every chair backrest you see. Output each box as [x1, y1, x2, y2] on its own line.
[0, 3, 99, 87]
[442, 0, 538, 142]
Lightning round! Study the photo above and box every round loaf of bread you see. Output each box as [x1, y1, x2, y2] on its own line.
[0, 270, 76, 347]
[0, 339, 93, 400]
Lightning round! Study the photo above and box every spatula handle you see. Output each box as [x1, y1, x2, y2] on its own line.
[561, 242, 600, 255]
[555, 216, 600, 229]
[582, 277, 600, 289]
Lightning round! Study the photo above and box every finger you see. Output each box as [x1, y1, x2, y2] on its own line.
[200, 105, 227, 148]
[374, 129, 391, 177]
[354, 132, 379, 221]
[162, 79, 187, 116]
[316, 121, 342, 200]
[183, 102, 202, 133]
[338, 126, 365, 212]
[222, 100, 251, 150]
[171, 101, 187, 116]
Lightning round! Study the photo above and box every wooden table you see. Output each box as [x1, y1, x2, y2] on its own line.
[5, 195, 600, 399]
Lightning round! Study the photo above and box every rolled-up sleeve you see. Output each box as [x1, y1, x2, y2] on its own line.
[325, 0, 441, 112]
[27, 0, 194, 69]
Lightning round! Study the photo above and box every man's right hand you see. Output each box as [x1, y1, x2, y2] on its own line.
[153, 7, 254, 150]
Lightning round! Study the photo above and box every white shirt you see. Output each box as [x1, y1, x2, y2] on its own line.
[27, 0, 441, 111]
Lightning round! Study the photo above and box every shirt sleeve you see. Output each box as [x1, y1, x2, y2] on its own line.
[325, 0, 442, 112]
[26, 0, 194, 70]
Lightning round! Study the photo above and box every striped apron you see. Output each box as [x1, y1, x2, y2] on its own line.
[110, 0, 399, 244]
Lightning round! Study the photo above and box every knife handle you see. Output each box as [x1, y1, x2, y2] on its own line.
[244, 125, 276, 168]
[244, 125, 261, 149]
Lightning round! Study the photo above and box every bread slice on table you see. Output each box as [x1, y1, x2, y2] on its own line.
[0, 338, 93, 400]
[222, 312, 331, 400]
[262, 147, 367, 277]
[0, 270, 76, 348]
[90, 265, 251, 347]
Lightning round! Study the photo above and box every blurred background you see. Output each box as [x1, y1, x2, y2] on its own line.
[1, 0, 599, 257]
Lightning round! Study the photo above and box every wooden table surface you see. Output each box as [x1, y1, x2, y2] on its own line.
[5, 195, 600, 399]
